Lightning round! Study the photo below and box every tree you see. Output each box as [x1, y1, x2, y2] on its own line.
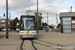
[12, 17, 19, 30]
[34, 12, 42, 29]
[50, 24, 56, 27]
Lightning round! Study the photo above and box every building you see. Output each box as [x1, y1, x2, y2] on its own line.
[72, 17, 75, 32]
[60, 12, 75, 33]
[0, 19, 11, 29]
[0, 19, 6, 28]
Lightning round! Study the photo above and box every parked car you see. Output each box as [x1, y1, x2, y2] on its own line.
[1, 28, 10, 31]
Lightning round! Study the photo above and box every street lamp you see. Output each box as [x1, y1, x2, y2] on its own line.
[56, 14, 58, 26]
[37, 0, 38, 33]
[70, 6, 72, 12]
[6, 0, 8, 39]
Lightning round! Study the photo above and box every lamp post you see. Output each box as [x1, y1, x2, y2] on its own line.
[47, 12, 48, 24]
[37, 0, 38, 33]
[56, 14, 58, 26]
[70, 6, 72, 12]
[6, 0, 8, 39]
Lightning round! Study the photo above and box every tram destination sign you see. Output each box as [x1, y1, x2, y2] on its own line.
[22, 18, 33, 20]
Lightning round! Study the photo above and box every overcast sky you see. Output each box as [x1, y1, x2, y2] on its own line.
[0, 0, 75, 25]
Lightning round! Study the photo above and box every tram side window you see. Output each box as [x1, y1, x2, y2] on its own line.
[20, 21, 24, 30]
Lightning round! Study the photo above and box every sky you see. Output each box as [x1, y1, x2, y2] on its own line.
[0, 0, 75, 25]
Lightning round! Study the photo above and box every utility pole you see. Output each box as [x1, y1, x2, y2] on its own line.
[9, 13, 11, 19]
[37, 0, 38, 33]
[6, 0, 8, 39]
[70, 6, 72, 12]
[47, 12, 48, 24]
[56, 14, 58, 26]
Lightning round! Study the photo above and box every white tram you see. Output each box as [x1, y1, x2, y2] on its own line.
[19, 15, 37, 38]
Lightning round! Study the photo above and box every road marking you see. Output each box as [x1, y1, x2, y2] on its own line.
[0, 44, 20, 46]
[61, 44, 75, 47]
[38, 36, 75, 39]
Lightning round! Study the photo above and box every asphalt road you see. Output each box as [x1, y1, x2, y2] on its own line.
[0, 31, 75, 50]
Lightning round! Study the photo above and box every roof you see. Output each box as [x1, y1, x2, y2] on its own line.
[21, 15, 35, 17]
[60, 12, 75, 17]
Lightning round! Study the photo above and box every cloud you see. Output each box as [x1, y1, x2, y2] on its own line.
[58, 9, 69, 13]
[0, 15, 6, 19]
[58, 0, 64, 4]
[0, 0, 75, 25]
[8, 0, 28, 9]
[0, 0, 6, 10]
[42, 17, 57, 25]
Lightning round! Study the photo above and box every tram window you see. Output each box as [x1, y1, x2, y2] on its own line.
[20, 21, 24, 30]
[24, 20, 35, 30]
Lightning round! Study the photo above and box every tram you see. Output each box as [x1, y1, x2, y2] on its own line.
[19, 15, 37, 39]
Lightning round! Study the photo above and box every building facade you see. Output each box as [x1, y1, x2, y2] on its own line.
[0, 19, 11, 28]
[60, 12, 75, 33]
[0, 19, 6, 28]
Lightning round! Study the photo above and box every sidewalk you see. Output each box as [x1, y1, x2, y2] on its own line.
[34, 32, 75, 50]
[0, 32, 21, 50]
[0, 31, 75, 50]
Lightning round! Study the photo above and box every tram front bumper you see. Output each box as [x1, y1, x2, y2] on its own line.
[19, 35, 36, 38]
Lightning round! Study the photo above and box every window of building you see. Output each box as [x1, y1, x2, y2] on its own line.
[8, 22, 10, 24]
[72, 25, 75, 28]
[72, 21, 75, 23]
[1, 24, 5, 27]
[1, 20, 5, 22]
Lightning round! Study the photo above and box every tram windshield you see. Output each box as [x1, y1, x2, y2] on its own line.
[20, 20, 35, 30]
[25, 20, 35, 30]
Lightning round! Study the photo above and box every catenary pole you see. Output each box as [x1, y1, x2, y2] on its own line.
[37, 0, 38, 33]
[6, 0, 8, 39]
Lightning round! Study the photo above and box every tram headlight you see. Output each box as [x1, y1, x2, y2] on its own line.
[21, 32, 24, 34]
[32, 32, 35, 33]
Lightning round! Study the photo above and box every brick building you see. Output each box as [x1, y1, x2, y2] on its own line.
[0, 19, 6, 28]
[0, 19, 11, 28]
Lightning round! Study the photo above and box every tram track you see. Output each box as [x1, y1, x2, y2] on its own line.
[31, 40, 37, 50]
[20, 39, 37, 50]
[20, 40, 24, 50]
